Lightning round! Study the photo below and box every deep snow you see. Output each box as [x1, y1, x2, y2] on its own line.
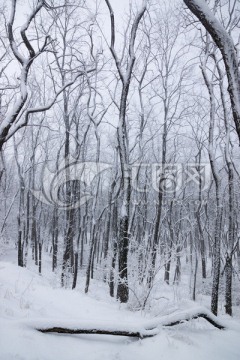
[0, 249, 240, 360]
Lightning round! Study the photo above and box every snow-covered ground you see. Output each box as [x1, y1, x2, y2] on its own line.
[1, 249, 240, 360]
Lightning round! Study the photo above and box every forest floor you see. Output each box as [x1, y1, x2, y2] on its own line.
[0, 247, 240, 360]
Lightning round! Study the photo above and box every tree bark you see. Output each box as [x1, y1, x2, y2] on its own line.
[183, 0, 240, 142]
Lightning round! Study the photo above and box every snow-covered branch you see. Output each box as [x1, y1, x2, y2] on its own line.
[33, 306, 229, 339]
[183, 0, 240, 141]
[3, 68, 96, 142]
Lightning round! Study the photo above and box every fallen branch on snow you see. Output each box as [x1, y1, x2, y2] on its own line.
[144, 306, 226, 330]
[36, 306, 227, 338]
[38, 327, 155, 339]
[160, 312, 225, 330]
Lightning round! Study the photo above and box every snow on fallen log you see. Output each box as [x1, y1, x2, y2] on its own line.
[31, 306, 233, 339]
[143, 306, 228, 331]
[29, 318, 159, 339]
[38, 327, 157, 339]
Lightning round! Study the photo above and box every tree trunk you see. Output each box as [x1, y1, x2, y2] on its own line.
[183, 0, 240, 142]
[225, 254, 232, 316]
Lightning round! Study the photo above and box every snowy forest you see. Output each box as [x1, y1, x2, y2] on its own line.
[0, 0, 240, 359]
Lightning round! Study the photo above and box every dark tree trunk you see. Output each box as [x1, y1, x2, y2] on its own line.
[225, 254, 232, 316]
[109, 240, 117, 298]
[38, 242, 42, 274]
[72, 252, 79, 290]
[52, 207, 58, 271]
[192, 255, 198, 301]
[117, 215, 129, 303]
[61, 208, 75, 287]
[109, 204, 118, 297]
[183, 0, 240, 142]
[18, 228, 23, 267]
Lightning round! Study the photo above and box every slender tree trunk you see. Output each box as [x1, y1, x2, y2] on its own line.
[202, 55, 222, 315]
[38, 242, 42, 274]
[183, 0, 240, 142]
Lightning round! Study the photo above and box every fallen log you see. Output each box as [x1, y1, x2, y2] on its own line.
[161, 313, 225, 330]
[38, 327, 154, 339]
[146, 307, 227, 330]
[36, 306, 227, 339]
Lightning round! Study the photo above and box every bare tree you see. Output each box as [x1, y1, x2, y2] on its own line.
[0, 0, 94, 152]
[104, 0, 147, 303]
[183, 0, 240, 141]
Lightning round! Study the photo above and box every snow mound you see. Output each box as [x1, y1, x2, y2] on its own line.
[1, 261, 240, 360]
